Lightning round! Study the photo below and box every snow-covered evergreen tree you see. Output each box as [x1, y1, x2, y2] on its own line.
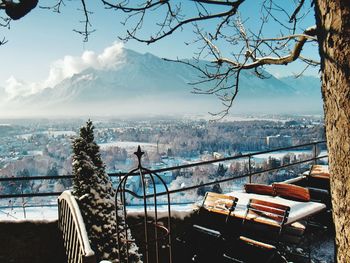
[72, 120, 141, 262]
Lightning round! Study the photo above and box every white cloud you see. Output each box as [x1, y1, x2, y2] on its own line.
[4, 42, 125, 98]
[5, 76, 32, 98]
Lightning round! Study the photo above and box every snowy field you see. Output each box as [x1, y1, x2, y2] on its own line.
[253, 150, 309, 159]
[98, 141, 157, 150]
[18, 130, 76, 139]
[0, 206, 58, 220]
[249, 150, 328, 162]
[0, 203, 195, 221]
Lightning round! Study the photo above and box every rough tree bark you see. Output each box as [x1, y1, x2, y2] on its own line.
[315, 1, 350, 262]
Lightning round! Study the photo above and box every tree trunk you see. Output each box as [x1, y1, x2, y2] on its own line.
[315, 1, 350, 262]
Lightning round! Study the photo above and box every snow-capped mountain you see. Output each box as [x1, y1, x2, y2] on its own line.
[3, 49, 323, 117]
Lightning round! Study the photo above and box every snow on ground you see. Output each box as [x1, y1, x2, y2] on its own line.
[27, 150, 43, 156]
[250, 150, 328, 160]
[186, 114, 292, 123]
[43, 131, 77, 137]
[252, 150, 311, 160]
[98, 141, 157, 150]
[0, 203, 195, 221]
[127, 204, 195, 220]
[18, 130, 76, 139]
[0, 206, 58, 220]
[310, 232, 335, 263]
[318, 150, 328, 157]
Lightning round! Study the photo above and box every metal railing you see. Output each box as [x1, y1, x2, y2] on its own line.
[0, 141, 328, 200]
[58, 190, 96, 263]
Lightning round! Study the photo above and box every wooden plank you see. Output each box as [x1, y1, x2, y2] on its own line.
[244, 214, 281, 228]
[247, 209, 284, 224]
[249, 203, 288, 216]
[244, 198, 290, 227]
[202, 192, 238, 212]
[249, 198, 290, 211]
[244, 183, 275, 196]
[309, 165, 330, 179]
[273, 183, 310, 202]
[239, 236, 276, 250]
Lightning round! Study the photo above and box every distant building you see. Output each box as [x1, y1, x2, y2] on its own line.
[153, 163, 175, 184]
[266, 135, 292, 149]
[156, 171, 174, 184]
[213, 152, 224, 159]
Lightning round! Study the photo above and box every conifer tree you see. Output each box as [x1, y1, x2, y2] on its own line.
[212, 182, 223, 194]
[72, 120, 119, 261]
[72, 120, 141, 263]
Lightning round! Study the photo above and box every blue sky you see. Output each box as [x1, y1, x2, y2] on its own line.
[0, 1, 320, 90]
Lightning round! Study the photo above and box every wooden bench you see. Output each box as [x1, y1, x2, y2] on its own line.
[307, 164, 331, 194]
[190, 192, 239, 262]
[223, 199, 290, 263]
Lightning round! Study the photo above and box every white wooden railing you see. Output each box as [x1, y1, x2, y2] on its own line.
[58, 191, 96, 263]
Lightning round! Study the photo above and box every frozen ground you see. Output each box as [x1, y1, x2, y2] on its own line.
[0, 204, 334, 262]
[0, 203, 194, 221]
[98, 141, 157, 151]
[0, 206, 58, 220]
[18, 130, 76, 139]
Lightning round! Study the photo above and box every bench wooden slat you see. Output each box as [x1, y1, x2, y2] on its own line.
[202, 192, 238, 213]
[309, 165, 330, 179]
[273, 183, 311, 202]
[244, 183, 275, 196]
[239, 236, 276, 250]
[245, 198, 290, 227]
[249, 198, 290, 211]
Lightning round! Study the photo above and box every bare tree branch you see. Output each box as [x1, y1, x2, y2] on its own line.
[39, 0, 65, 13]
[216, 26, 317, 69]
[289, 0, 306, 23]
[0, 36, 7, 45]
[101, 0, 167, 12]
[40, 0, 94, 42]
[73, 0, 95, 42]
[100, 0, 245, 44]
[127, 5, 243, 44]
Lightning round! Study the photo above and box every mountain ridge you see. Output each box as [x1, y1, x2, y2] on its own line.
[1, 48, 323, 117]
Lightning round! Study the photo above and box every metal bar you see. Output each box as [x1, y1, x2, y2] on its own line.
[313, 142, 318, 165]
[149, 174, 160, 263]
[158, 155, 328, 197]
[0, 191, 62, 199]
[122, 172, 129, 263]
[0, 140, 327, 182]
[108, 140, 327, 177]
[138, 167, 150, 263]
[248, 156, 252, 184]
[112, 154, 329, 200]
[0, 175, 72, 182]
[0, 141, 328, 201]
[0, 154, 329, 199]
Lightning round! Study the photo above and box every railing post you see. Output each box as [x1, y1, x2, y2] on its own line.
[248, 156, 252, 183]
[313, 142, 318, 165]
